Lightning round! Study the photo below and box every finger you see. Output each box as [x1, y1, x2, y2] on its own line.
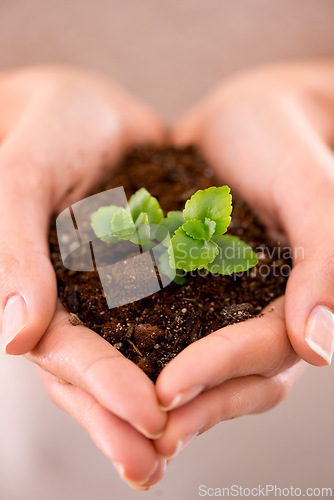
[0, 128, 57, 355]
[27, 302, 167, 439]
[155, 362, 304, 459]
[156, 297, 299, 411]
[276, 130, 334, 367]
[37, 368, 167, 489]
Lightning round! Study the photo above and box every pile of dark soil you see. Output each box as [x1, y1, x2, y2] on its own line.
[49, 146, 290, 382]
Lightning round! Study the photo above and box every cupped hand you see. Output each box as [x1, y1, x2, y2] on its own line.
[171, 60, 334, 367]
[0, 65, 167, 488]
[0, 64, 163, 355]
[155, 60, 334, 459]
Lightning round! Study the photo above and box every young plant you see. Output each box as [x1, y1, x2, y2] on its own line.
[91, 186, 258, 284]
[91, 187, 164, 247]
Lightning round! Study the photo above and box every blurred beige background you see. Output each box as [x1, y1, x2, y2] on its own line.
[0, 1, 333, 499]
[1, 0, 334, 120]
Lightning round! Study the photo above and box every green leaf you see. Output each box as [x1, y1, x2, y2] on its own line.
[128, 187, 164, 225]
[205, 235, 258, 275]
[129, 212, 152, 247]
[158, 251, 187, 285]
[91, 205, 120, 243]
[183, 218, 216, 241]
[161, 211, 185, 237]
[183, 186, 232, 235]
[111, 207, 135, 238]
[168, 227, 218, 271]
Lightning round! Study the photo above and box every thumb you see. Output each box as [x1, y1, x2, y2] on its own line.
[281, 140, 334, 366]
[0, 143, 57, 355]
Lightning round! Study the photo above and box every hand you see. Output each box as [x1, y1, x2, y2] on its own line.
[172, 60, 334, 367]
[154, 60, 334, 458]
[0, 64, 163, 354]
[0, 65, 167, 488]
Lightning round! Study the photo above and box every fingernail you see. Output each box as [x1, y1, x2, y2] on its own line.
[113, 461, 149, 490]
[1, 295, 28, 353]
[112, 461, 126, 480]
[113, 463, 152, 490]
[165, 431, 198, 460]
[305, 305, 334, 365]
[133, 424, 164, 440]
[114, 457, 160, 487]
[127, 482, 151, 491]
[160, 385, 205, 411]
[136, 459, 167, 487]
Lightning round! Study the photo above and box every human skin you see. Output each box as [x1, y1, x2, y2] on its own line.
[0, 66, 167, 489]
[154, 60, 334, 460]
[0, 63, 333, 489]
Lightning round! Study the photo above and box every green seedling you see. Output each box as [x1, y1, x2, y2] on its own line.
[91, 186, 258, 284]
